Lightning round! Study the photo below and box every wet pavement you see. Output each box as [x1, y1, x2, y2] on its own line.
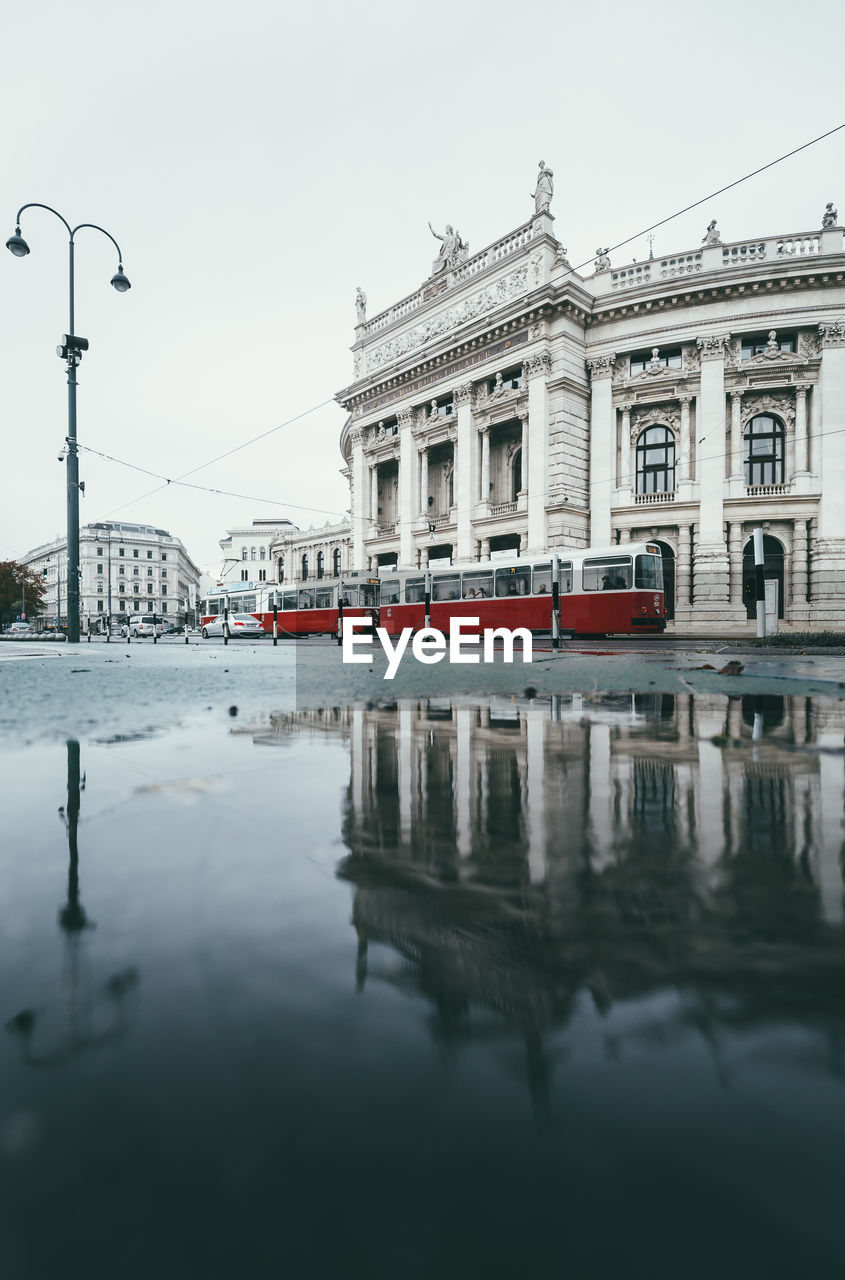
[2, 645, 845, 1277]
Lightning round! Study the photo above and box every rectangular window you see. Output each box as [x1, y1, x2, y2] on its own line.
[134, 584, 139, 594]
[495, 566, 531, 597]
[119, 565, 125, 576]
[403, 577, 425, 604]
[241, 570, 248, 581]
[133, 549, 139, 558]
[283, 591, 298, 610]
[96, 547, 102, 556]
[582, 556, 633, 591]
[147, 568, 153, 577]
[133, 567, 139, 576]
[162, 586, 167, 596]
[162, 602, 168, 611]
[119, 548, 125, 557]
[630, 348, 682, 375]
[147, 584, 153, 594]
[161, 569, 167, 578]
[97, 584, 103, 593]
[97, 601, 104, 611]
[161, 553, 167, 562]
[316, 588, 333, 609]
[258, 569, 266, 582]
[741, 332, 795, 360]
[431, 573, 460, 602]
[462, 570, 493, 600]
[147, 550, 153, 559]
[380, 579, 401, 605]
[97, 563, 103, 574]
[119, 599, 125, 609]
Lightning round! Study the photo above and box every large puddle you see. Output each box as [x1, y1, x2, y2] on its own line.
[3, 691, 845, 1276]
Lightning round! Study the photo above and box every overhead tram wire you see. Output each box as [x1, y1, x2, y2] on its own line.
[92, 122, 845, 526]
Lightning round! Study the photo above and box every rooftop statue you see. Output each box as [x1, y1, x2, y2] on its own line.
[594, 248, 611, 271]
[822, 202, 838, 228]
[532, 160, 554, 214]
[702, 219, 721, 245]
[355, 286, 367, 324]
[429, 222, 460, 274]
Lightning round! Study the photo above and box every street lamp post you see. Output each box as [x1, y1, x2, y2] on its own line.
[6, 204, 130, 644]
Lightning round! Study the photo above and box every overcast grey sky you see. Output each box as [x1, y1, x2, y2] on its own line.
[2, 0, 844, 575]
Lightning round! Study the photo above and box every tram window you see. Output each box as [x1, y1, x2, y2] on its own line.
[298, 589, 315, 609]
[316, 588, 334, 609]
[404, 577, 425, 604]
[495, 566, 530, 597]
[532, 563, 551, 594]
[340, 587, 356, 607]
[360, 583, 378, 607]
[583, 556, 633, 591]
[241, 596, 256, 612]
[635, 555, 663, 590]
[283, 591, 298, 611]
[380, 579, 400, 605]
[432, 574, 461, 602]
[560, 561, 573, 593]
[462, 571, 493, 599]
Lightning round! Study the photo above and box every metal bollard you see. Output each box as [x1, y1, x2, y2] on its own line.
[273, 606, 278, 647]
[224, 606, 229, 646]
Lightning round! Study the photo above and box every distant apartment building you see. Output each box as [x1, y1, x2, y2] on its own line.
[21, 521, 201, 628]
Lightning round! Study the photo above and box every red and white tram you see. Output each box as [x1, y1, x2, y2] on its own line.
[377, 543, 665, 638]
[201, 543, 665, 640]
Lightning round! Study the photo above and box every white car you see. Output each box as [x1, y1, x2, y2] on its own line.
[7, 622, 34, 636]
[121, 614, 168, 638]
[201, 613, 266, 639]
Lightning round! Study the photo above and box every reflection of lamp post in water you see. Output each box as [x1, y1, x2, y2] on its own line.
[5, 739, 138, 1066]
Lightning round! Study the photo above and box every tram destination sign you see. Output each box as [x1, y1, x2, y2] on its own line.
[361, 330, 528, 414]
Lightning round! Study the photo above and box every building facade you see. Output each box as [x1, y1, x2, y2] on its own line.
[270, 520, 352, 585]
[336, 181, 845, 632]
[21, 521, 201, 629]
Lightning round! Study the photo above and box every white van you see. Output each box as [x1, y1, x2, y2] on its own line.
[121, 614, 167, 638]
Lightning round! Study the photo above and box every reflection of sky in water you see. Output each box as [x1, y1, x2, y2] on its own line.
[2, 693, 845, 1277]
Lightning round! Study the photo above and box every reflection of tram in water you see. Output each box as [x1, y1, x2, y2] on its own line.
[201, 542, 665, 638]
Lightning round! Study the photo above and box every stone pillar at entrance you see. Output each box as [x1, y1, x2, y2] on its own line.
[587, 353, 616, 547]
[525, 350, 551, 553]
[678, 395, 692, 483]
[675, 522, 693, 619]
[455, 383, 474, 560]
[351, 427, 366, 571]
[480, 429, 490, 506]
[729, 391, 744, 479]
[693, 334, 731, 620]
[794, 385, 809, 474]
[399, 406, 416, 566]
[728, 521, 744, 613]
[791, 518, 809, 623]
[418, 445, 429, 516]
[812, 324, 845, 622]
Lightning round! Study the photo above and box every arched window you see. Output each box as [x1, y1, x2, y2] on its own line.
[333, 547, 341, 576]
[250, 547, 257, 561]
[636, 425, 675, 494]
[511, 448, 522, 501]
[316, 551, 324, 579]
[301, 554, 308, 581]
[259, 546, 266, 561]
[744, 414, 784, 486]
[241, 547, 248, 561]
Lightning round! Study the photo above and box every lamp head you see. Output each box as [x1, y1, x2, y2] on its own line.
[6, 227, 30, 258]
[110, 265, 131, 293]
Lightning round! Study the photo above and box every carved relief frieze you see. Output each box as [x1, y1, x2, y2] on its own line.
[739, 390, 796, 429]
[695, 333, 732, 361]
[524, 350, 552, 379]
[349, 426, 364, 447]
[799, 332, 822, 360]
[366, 264, 530, 371]
[587, 353, 616, 381]
[819, 320, 845, 348]
[397, 405, 415, 428]
[682, 344, 701, 373]
[630, 404, 680, 441]
[453, 382, 474, 407]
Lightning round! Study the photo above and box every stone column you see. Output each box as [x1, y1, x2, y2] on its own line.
[812, 323, 845, 621]
[678, 395, 692, 482]
[455, 704, 473, 861]
[524, 351, 551, 552]
[676, 522, 693, 615]
[480, 428, 490, 506]
[398, 407, 416, 567]
[418, 445, 429, 516]
[729, 391, 744, 479]
[728, 521, 744, 611]
[693, 335, 731, 619]
[455, 384, 474, 560]
[350, 427, 366, 571]
[587, 353, 616, 546]
[791, 518, 809, 616]
[481, 537, 491, 561]
[520, 415, 529, 490]
[621, 404, 633, 490]
[794, 385, 809, 474]
[370, 465, 379, 528]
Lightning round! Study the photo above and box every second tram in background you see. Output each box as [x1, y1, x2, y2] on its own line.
[200, 543, 665, 639]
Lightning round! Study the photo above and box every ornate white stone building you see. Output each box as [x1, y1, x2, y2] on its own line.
[336, 180, 845, 632]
